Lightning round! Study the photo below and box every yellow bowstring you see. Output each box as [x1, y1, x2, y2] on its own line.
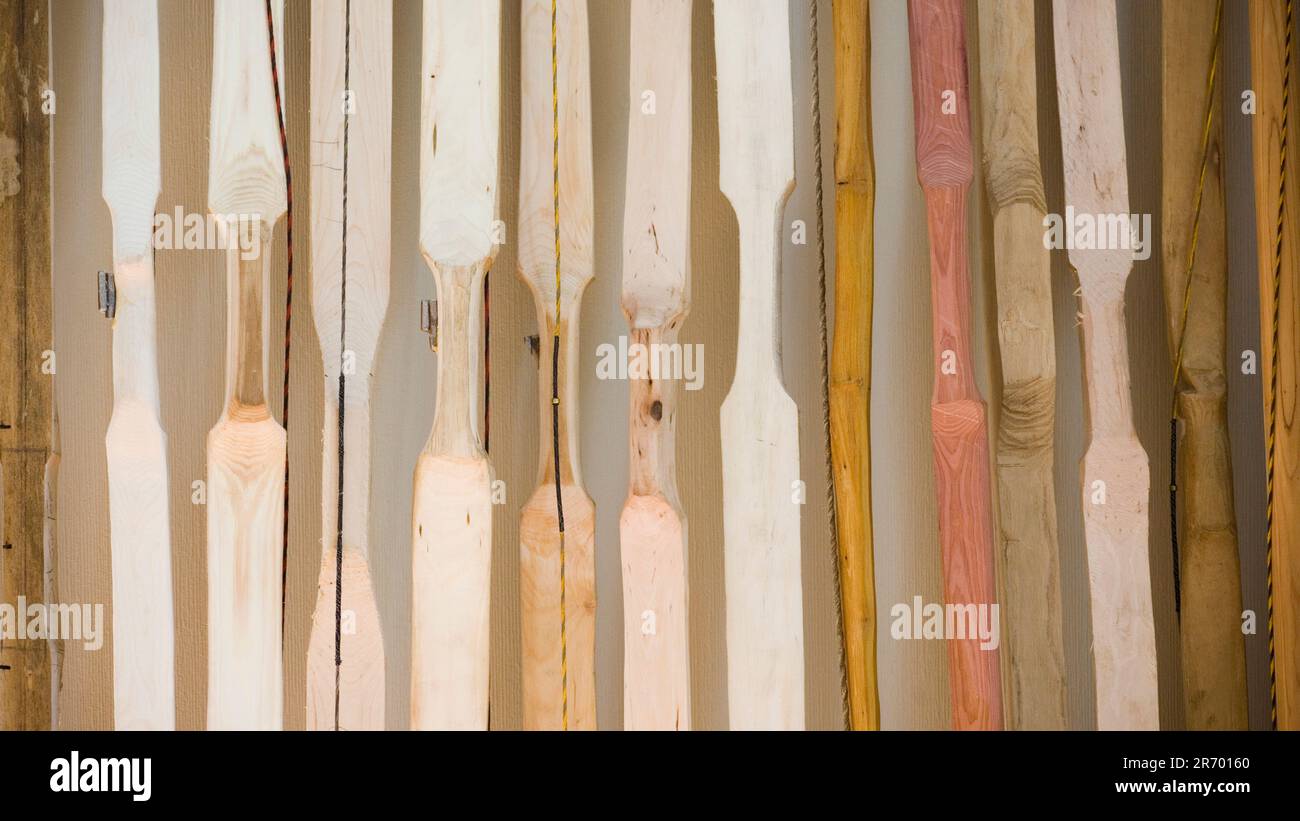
[550, 0, 570, 732]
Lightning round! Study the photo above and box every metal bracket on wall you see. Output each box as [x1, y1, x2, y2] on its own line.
[97, 270, 116, 319]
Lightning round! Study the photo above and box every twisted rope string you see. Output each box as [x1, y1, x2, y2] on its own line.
[1263, 0, 1294, 731]
[550, 0, 571, 731]
[807, 0, 847, 727]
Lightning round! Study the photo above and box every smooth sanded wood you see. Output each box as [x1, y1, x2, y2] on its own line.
[830, 0, 879, 732]
[619, 0, 692, 731]
[1053, 0, 1159, 730]
[1160, 0, 1248, 730]
[205, 0, 288, 731]
[410, 0, 499, 730]
[0, 0, 52, 732]
[1248, 0, 1300, 730]
[907, 0, 1002, 731]
[518, 0, 597, 730]
[714, 0, 804, 730]
[975, 0, 1067, 730]
[306, 0, 390, 731]
[101, 0, 176, 730]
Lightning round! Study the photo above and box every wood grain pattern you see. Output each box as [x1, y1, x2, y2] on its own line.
[714, 0, 804, 730]
[101, 0, 175, 731]
[830, 0, 878, 732]
[620, 0, 692, 731]
[518, 0, 597, 730]
[44, 402, 59, 728]
[410, 0, 498, 730]
[1160, 0, 1248, 730]
[907, 0, 1002, 731]
[306, 0, 391, 731]
[975, 0, 1067, 730]
[205, 0, 287, 731]
[828, 0, 879, 733]
[0, 0, 52, 732]
[1248, 0, 1300, 730]
[1053, 0, 1160, 730]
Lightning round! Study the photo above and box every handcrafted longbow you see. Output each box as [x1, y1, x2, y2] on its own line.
[518, 0, 597, 730]
[205, 0, 288, 731]
[306, 0, 391, 731]
[907, 0, 1002, 730]
[1053, 0, 1159, 730]
[100, 0, 175, 730]
[975, 0, 1067, 729]
[1249, 0, 1300, 730]
[1161, 0, 1248, 730]
[714, 0, 804, 730]
[830, 0, 879, 732]
[410, 0, 500, 731]
[620, 0, 692, 731]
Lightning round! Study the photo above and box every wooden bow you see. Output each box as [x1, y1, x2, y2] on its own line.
[518, 0, 597, 730]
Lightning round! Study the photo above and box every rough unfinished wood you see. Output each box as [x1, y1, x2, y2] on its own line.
[714, 0, 804, 730]
[975, 0, 1067, 730]
[830, 0, 879, 732]
[205, 0, 288, 731]
[44, 400, 59, 728]
[0, 0, 52, 732]
[908, 0, 1002, 731]
[307, 0, 390, 731]
[1160, 0, 1248, 730]
[620, 0, 692, 732]
[410, 0, 498, 731]
[1053, 0, 1160, 730]
[101, 0, 176, 731]
[1248, 0, 1300, 730]
[518, 0, 597, 730]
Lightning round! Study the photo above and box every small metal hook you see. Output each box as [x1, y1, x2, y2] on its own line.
[419, 299, 438, 352]
[97, 271, 116, 319]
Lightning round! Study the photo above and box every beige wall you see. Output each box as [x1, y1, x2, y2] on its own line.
[46, 0, 1270, 730]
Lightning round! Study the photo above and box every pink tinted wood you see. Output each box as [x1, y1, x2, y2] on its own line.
[907, 0, 1003, 730]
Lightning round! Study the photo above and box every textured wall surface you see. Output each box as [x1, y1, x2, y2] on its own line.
[46, 0, 1270, 730]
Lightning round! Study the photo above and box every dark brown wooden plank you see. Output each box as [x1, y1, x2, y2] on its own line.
[0, 0, 53, 731]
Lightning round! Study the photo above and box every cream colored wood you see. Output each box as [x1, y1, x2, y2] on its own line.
[101, 0, 175, 731]
[1053, 0, 1159, 730]
[205, 0, 288, 731]
[410, 0, 499, 730]
[619, 0, 692, 731]
[713, 0, 804, 730]
[306, 0, 391, 732]
[517, 0, 598, 730]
